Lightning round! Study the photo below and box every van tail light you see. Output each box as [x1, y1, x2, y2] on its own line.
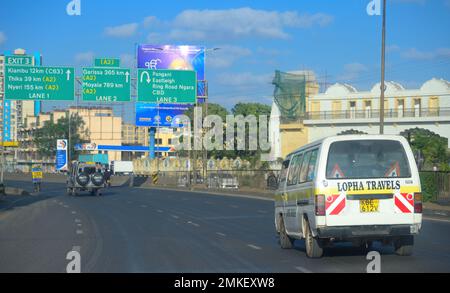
[315, 194, 326, 216]
[414, 193, 422, 213]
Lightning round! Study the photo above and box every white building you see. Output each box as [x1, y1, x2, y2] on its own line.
[304, 78, 450, 146]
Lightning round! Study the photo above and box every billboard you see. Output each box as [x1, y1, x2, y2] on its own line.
[56, 139, 68, 171]
[137, 45, 206, 97]
[74, 142, 98, 151]
[135, 103, 192, 127]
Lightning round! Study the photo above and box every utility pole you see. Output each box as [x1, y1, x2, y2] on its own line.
[379, 0, 387, 134]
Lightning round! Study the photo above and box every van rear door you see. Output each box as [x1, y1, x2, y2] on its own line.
[323, 139, 419, 227]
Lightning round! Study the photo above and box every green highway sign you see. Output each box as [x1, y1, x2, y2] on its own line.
[4, 66, 74, 101]
[5, 55, 34, 66]
[94, 58, 120, 68]
[82, 67, 131, 102]
[137, 69, 196, 103]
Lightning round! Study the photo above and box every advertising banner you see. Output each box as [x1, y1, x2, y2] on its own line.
[135, 103, 192, 127]
[137, 45, 205, 97]
[56, 139, 68, 171]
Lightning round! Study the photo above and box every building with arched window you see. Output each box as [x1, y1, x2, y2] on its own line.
[304, 78, 450, 146]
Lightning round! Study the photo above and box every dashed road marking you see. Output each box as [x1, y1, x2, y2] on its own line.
[71, 211, 77, 214]
[76, 230, 83, 235]
[247, 244, 262, 250]
[157, 209, 163, 213]
[63, 205, 69, 208]
[171, 215, 179, 219]
[75, 219, 81, 223]
[140, 205, 148, 208]
[295, 266, 313, 273]
[77, 223, 82, 227]
[216, 232, 226, 237]
[187, 221, 200, 227]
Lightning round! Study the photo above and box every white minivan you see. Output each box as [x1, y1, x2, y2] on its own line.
[275, 135, 422, 258]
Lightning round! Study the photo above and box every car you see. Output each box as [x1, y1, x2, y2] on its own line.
[207, 173, 239, 189]
[66, 161, 105, 196]
[275, 135, 422, 258]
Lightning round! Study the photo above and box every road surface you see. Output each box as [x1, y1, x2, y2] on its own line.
[1, 181, 450, 273]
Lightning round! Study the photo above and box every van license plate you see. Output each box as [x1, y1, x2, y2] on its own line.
[360, 199, 379, 213]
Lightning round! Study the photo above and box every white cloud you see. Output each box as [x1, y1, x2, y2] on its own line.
[104, 23, 139, 38]
[145, 7, 332, 42]
[0, 32, 6, 45]
[143, 16, 160, 28]
[216, 72, 272, 87]
[338, 63, 368, 81]
[119, 53, 135, 68]
[386, 44, 401, 52]
[401, 47, 450, 60]
[207, 46, 252, 69]
[75, 51, 95, 63]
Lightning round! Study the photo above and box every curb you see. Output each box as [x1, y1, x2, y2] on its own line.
[138, 185, 274, 202]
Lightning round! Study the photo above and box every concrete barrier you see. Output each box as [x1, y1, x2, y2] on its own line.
[5, 187, 29, 196]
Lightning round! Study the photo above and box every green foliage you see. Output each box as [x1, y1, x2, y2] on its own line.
[180, 102, 272, 165]
[33, 113, 88, 160]
[419, 172, 438, 202]
[400, 128, 449, 170]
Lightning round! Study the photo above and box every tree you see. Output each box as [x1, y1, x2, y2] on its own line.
[338, 129, 368, 135]
[400, 128, 449, 170]
[33, 113, 88, 161]
[230, 102, 272, 166]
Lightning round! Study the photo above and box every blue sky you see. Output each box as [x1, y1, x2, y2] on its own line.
[0, 0, 449, 116]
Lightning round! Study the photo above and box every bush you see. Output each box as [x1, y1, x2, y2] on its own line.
[419, 172, 438, 202]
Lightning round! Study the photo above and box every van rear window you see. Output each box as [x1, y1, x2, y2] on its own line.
[326, 140, 411, 179]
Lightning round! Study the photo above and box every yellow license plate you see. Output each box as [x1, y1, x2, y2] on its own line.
[360, 199, 379, 213]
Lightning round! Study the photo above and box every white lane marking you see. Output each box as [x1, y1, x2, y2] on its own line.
[71, 211, 77, 214]
[423, 216, 450, 223]
[63, 205, 69, 208]
[75, 219, 81, 223]
[295, 266, 313, 273]
[171, 215, 179, 219]
[187, 221, 200, 227]
[76, 230, 83, 235]
[140, 205, 148, 208]
[77, 223, 82, 227]
[216, 232, 226, 237]
[247, 244, 262, 250]
[157, 209, 163, 213]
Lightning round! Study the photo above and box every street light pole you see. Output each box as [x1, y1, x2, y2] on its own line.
[379, 0, 387, 134]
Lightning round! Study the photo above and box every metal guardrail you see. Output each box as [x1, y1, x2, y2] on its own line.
[281, 107, 450, 123]
[420, 171, 450, 202]
[134, 170, 281, 191]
